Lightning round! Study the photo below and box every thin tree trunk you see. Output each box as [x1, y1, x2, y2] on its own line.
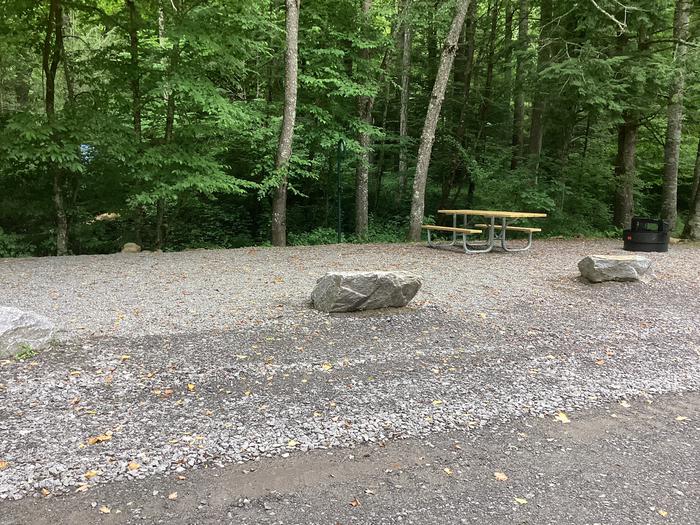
[613, 114, 638, 229]
[397, 0, 412, 205]
[682, 137, 700, 239]
[510, 0, 529, 170]
[355, 0, 374, 236]
[503, 0, 514, 119]
[474, 0, 500, 154]
[155, 37, 180, 251]
[407, 0, 472, 241]
[43, 0, 68, 256]
[661, 0, 692, 228]
[374, 82, 391, 211]
[439, 0, 477, 212]
[271, 0, 300, 247]
[126, 0, 142, 138]
[527, 0, 551, 173]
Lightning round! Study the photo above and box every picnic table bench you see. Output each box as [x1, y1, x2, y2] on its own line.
[421, 209, 547, 253]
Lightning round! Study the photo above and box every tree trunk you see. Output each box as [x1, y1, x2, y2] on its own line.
[43, 0, 68, 255]
[374, 83, 391, 211]
[682, 137, 700, 239]
[396, 0, 412, 206]
[355, 0, 373, 236]
[510, 0, 529, 170]
[155, 37, 180, 250]
[439, 0, 477, 212]
[474, 0, 501, 155]
[407, 0, 471, 241]
[613, 114, 638, 229]
[271, 0, 300, 247]
[126, 0, 142, 138]
[503, 0, 514, 118]
[527, 0, 551, 173]
[661, 0, 692, 228]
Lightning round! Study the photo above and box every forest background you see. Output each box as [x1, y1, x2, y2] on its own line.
[0, 0, 698, 257]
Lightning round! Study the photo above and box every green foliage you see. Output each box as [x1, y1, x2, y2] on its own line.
[14, 343, 38, 361]
[0, 0, 697, 255]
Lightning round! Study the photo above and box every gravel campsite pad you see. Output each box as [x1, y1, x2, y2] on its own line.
[1, 240, 699, 502]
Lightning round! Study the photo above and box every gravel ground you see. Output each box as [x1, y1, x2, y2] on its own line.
[0, 240, 699, 505]
[3, 392, 699, 524]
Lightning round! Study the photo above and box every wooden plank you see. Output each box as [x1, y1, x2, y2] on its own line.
[421, 225, 481, 234]
[473, 223, 542, 233]
[438, 209, 547, 218]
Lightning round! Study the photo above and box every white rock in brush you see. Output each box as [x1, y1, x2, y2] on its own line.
[121, 242, 141, 253]
[311, 271, 422, 312]
[0, 306, 54, 359]
[578, 254, 652, 283]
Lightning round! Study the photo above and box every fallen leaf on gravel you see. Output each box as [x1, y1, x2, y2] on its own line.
[443, 467, 453, 476]
[84, 469, 100, 479]
[0, 460, 8, 470]
[364, 489, 375, 495]
[675, 416, 689, 421]
[349, 497, 361, 507]
[620, 400, 631, 408]
[554, 412, 570, 424]
[69, 371, 81, 377]
[177, 475, 186, 480]
[244, 390, 252, 397]
[514, 497, 528, 505]
[87, 433, 112, 445]
[168, 492, 178, 500]
[321, 362, 333, 371]
[120, 355, 130, 361]
[658, 509, 668, 517]
[75, 484, 90, 493]
[146, 372, 155, 378]
[235, 354, 248, 360]
[287, 439, 299, 448]
[99, 506, 111, 514]
[41, 488, 50, 496]
[494, 472, 508, 481]
[128, 462, 140, 471]
[432, 400, 444, 406]
[187, 383, 196, 392]
[595, 359, 605, 366]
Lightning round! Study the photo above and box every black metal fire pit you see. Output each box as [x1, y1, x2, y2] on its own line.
[623, 217, 670, 252]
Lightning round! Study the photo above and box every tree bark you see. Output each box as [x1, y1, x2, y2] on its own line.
[407, 0, 472, 241]
[474, 0, 501, 154]
[43, 0, 68, 256]
[126, 0, 142, 139]
[510, 0, 529, 170]
[527, 0, 551, 173]
[661, 0, 692, 228]
[355, 0, 373, 236]
[613, 114, 638, 229]
[682, 137, 700, 239]
[503, 0, 514, 118]
[271, 0, 300, 247]
[396, 0, 412, 206]
[439, 0, 477, 212]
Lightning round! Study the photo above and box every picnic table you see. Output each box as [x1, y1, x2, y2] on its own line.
[421, 209, 547, 253]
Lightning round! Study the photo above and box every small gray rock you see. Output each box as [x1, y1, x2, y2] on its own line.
[0, 306, 54, 359]
[311, 271, 422, 313]
[578, 255, 652, 283]
[121, 242, 142, 253]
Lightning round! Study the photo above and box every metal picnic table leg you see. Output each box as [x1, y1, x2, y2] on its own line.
[501, 217, 534, 252]
[462, 214, 494, 253]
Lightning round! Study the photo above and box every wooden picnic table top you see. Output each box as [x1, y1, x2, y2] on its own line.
[438, 209, 547, 219]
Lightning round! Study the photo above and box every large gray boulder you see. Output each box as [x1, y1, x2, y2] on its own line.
[578, 255, 652, 283]
[0, 307, 54, 359]
[311, 271, 422, 313]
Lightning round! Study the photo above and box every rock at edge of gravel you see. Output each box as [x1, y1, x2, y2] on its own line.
[0, 306, 54, 359]
[578, 254, 652, 283]
[311, 271, 422, 313]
